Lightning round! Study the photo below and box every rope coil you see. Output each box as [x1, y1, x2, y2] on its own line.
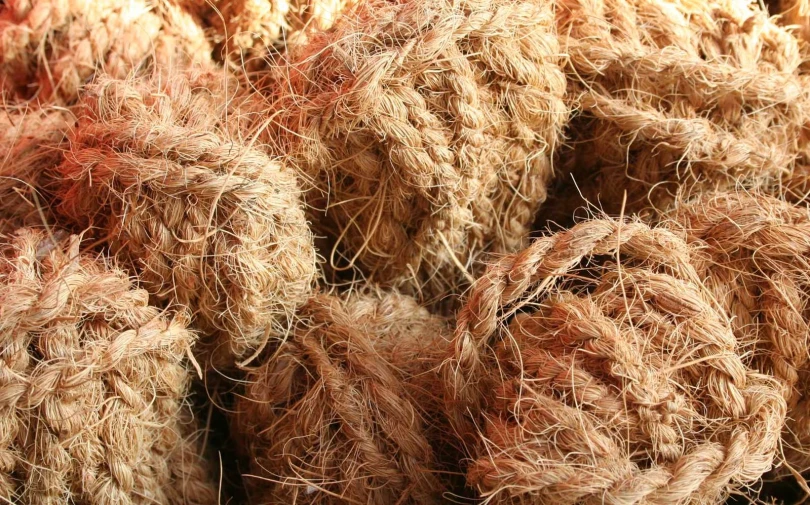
[269, 0, 567, 296]
[54, 70, 318, 367]
[235, 291, 450, 504]
[0, 228, 216, 504]
[442, 214, 786, 504]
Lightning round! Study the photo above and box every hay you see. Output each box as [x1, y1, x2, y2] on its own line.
[0, 228, 216, 504]
[441, 217, 786, 503]
[558, 0, 806, 215]
[234, 290, 450, 504]
[0, 106, 71, 231]
[269, 0, 568, 298]
[54, 70, 317, 367]
[0, 0, 211, 104]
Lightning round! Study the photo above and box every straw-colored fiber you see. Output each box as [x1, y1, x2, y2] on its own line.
[180, 0, 354, 66]
[54, 70, 317, 367]
[668, 192, 810, 401]
[781, 76, 810, 204]
[0, 106, 71, 231]
[559, 0, 805, 215]
[442, 217, 786, 504]
[270, 0, 567, 297]
[772, 0, 810, 46]
[0, 228, 216, 504]
[668, 192, 810, 474]
[235, 290, 450, 504]
[0, 0, 211, 104]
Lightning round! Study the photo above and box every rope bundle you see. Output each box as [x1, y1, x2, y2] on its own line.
[559, 0, 806, 215]
[0, 0, 211, 104]
[442, 215, 786, 503]
[270, 0, 567, 296]
[54, 70, 317, 366]
[3, 0, 810, 502]
[235, 291, 449, 504]
[667, 192, 810, 473]
[0, 228, 215, 504]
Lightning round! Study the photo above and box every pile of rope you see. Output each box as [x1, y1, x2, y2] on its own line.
[3, 0, 810, 502]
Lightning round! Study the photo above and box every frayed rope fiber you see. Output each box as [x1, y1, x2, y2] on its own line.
[234, 290, 451, 504]
[770, 0, 810, 52]
[268, 0, 568, 297]
[53, 70, 318, 367]
[5, 0, 810, 502]
[666, 192, 810, 475]
[0, 106, 72, 232]
[441, 212, 786, 504]
[0, 228, 216, 505]
[0, 0, 211, 104]
[177, 0, 356, 66]
[558, 0, 806, 215]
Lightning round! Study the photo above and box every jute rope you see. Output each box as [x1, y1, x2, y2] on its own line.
[235, 290, 450, 504]
[442, 216, 785, 503]
[668, 191, 810, 475]
[0, 0, 211, 104]
[54, 70, 317, 367]
[267, 0, 567, 297]
[558, 0, 805, 215]
[178, 0, 355, 66]
[0, 106, 71, 231]
[771, 0, 810, 50]
[0, 228, 216, 504]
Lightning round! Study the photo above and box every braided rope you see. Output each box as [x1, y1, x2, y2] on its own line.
[0, 0, 211, 104]
[270, 0, 567, 296]
[236, 292, 449, 504]
[54, 71, 317, 367]
[442, 216, 785, 503]
[0, 228, 216, 504]
[559, 0, 805, 214]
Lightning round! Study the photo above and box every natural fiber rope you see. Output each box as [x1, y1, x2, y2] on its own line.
[0, 228, 216, 504]
[771, 0, 810, 49]
[267, 0, 567, 298]
[54, 70, 317, 367]
[781, 74, 810, 205]
[558, 0, 805, 215]
[0, 106, 71, 231]
[0, 0, 211, 104]
[178, 0, 355, 67]
[668, 192, 810, 401]
[666, 191, 810, 475]
[235, 291, 449, 504]
[442, 216, 785, 503]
